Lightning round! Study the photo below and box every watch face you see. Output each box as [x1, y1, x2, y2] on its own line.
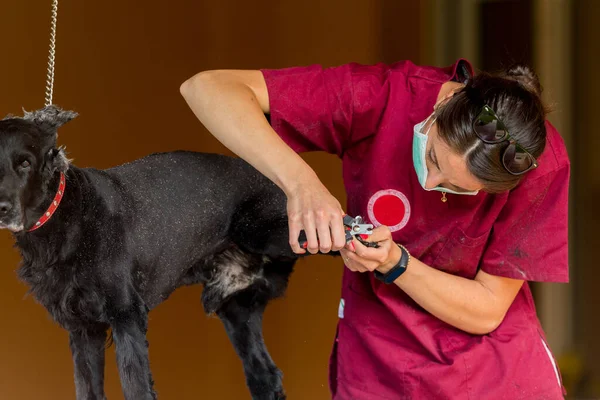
[384, 266, 405, 284]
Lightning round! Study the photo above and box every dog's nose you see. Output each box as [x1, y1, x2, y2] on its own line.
[0, 201, 13, 215]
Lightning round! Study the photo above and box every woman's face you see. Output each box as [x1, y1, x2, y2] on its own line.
[422, 116, 484, 193]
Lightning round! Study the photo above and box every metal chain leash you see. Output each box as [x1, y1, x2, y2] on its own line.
[45, 0, 59, 107]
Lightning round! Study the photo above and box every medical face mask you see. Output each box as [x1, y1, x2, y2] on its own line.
[412, 114, 479, 196]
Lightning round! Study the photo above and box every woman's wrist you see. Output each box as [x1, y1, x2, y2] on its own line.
[279, 162, 322, 197]
[375, 242, 404, 274]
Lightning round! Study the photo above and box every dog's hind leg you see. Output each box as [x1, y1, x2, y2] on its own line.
[69, 327, 108, 400]
[217, 288, 286, 400]
[199, 245, 295, 399]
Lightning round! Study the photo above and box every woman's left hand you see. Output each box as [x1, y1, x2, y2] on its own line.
[340, 225, 402, 274]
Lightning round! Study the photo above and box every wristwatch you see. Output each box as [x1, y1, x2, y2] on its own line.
[373, 244, 410, 284]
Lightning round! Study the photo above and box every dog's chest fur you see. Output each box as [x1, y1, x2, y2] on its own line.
[15, 182, 110, 332]
[17, 252, 106, 330]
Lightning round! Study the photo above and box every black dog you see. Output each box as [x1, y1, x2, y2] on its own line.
[0, 105, 335, 400]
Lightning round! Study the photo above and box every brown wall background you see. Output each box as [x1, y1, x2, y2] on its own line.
[0, 1, 420, 399]
[573, 0, 600, 396]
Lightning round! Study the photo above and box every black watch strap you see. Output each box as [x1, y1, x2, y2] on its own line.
[374, 244, 410, 284]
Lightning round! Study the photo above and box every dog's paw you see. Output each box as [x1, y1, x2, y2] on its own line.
[250, 391, 286, 400]
[273, 391, 286, 400]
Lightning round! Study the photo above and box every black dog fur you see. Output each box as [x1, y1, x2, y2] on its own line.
[0, 105, 334, 400]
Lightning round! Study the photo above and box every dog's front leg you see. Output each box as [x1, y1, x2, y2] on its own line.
[111, 302, 157, 400]
[69, 328, 108, 400]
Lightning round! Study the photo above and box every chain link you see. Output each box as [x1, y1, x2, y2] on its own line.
[45, 0, 59, 107]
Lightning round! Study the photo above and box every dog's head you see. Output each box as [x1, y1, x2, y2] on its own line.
[0, 105, 77, 232]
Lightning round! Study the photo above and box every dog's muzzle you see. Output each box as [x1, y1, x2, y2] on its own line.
[0, 200, 24, 232]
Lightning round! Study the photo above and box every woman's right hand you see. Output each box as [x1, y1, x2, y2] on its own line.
[286, 178, 347, 255]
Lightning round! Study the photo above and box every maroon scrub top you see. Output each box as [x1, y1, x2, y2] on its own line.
[261, 58, 569, 399]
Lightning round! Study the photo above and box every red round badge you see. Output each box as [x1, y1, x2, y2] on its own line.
[367, 189, 411, 232]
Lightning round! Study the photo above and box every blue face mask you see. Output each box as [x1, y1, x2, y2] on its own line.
[412, 114, 479, 196]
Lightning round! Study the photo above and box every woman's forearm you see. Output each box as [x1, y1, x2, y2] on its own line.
[179, 70, 317, 195]
[180, 70, 348, 254]
[393, 257, 523, 335]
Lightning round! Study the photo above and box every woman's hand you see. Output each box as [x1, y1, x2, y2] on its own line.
[287, 177, 347, 255]
[340, 225, 402, 273]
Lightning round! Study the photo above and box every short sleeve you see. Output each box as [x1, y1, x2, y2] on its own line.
[260, 62, 392, 157]
[480, 165, 570, 282]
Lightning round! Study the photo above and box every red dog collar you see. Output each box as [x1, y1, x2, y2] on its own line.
[28, 172, 66, 232]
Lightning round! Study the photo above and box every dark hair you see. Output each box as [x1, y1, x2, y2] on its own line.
[435, 64, 549, 193]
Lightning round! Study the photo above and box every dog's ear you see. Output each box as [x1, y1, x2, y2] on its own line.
[44, 146, 70, 174]
[22, 105, 78, 133]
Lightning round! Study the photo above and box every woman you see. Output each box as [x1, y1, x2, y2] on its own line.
[179, 58, 569, 399]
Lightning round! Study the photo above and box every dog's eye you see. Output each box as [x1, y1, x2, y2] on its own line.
[20, 160, 31, 169]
